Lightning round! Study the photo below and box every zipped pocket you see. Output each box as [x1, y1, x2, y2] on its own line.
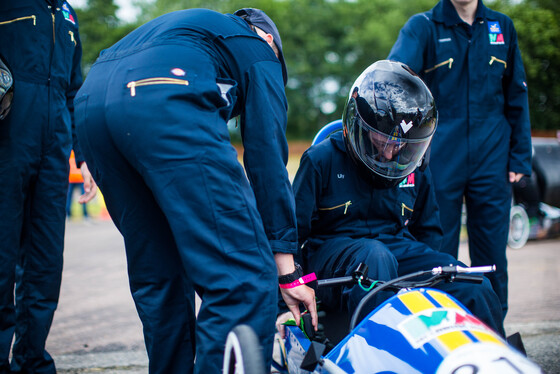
[401, 203, 413, 216]
[127, 77, 190, 97]
[0, 15, 36, 26]
[318, 201, 352, 215]
[424, 58, 454, 73]
[489, 56, 507, 69]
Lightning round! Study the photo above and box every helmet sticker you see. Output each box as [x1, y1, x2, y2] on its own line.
[400, 119, 413, 133]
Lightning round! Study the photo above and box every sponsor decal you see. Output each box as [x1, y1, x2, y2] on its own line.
[488, 22, 502, 34]
[399, 173, 415, 188]
[62, 3, 76, 25]
[488, 21, 505, 45]
[399, 308, 489, 349]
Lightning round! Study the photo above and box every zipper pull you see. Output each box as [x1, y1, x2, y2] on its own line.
[489, 56, 507, 69]
[68, 30, 76, 46]
[127, 81, 137, 97]
[402, 203, 413, 216]
[51, 13, 55, 45]
[344, 201, 352, 214]
[424, 58, 454, 74]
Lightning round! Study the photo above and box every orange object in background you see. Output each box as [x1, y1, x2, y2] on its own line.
[68, 150, 83, 183]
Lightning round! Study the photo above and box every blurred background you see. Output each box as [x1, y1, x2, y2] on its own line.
[69, 0, 558, 141]
[66, 0, 559, 224]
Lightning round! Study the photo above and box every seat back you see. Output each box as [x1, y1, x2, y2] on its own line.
[312, 119, 343, 146]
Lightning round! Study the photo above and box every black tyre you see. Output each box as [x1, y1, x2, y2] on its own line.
[223, 324, 266, 374]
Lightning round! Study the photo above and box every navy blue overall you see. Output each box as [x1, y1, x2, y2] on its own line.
[294, 133, 504, 336]
[388, 0, 532, 317]
[0, 1, 82, 373]
[74, 9, 296, 373]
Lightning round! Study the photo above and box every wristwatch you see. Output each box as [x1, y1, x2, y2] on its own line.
[278, 263, 303, 285]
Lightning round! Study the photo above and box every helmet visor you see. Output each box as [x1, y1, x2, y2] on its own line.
[348, 115, 431, 179]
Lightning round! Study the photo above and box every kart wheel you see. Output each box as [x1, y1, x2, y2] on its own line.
[223, 324, 266, 374]
[508, 205, 530, 249]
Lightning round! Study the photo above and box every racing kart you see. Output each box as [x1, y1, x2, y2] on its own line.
[221, 122, 550, 373]
[223, 264, 543, 374]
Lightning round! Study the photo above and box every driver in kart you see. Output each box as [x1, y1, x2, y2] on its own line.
[285, 60, 505, 336]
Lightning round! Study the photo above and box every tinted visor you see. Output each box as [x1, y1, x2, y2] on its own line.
[348, 114, 431, 179]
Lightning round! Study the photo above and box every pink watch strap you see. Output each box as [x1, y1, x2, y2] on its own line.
[279, 273, 317, 289]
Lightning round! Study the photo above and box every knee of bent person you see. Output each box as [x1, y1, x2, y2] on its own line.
[358, 240, 397, 279]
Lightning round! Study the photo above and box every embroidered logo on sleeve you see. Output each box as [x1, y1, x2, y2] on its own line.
[488, 21, 504, 45]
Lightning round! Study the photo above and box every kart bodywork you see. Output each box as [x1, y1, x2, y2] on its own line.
[280, 288, 541, 373]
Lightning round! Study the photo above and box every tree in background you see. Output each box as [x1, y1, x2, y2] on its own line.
[491, 0, 559, 132]
[276, 0, 435, 138]
[76, 0, 559, 138]
[115, 0, 435, 138]
[74, 0, 136, 74]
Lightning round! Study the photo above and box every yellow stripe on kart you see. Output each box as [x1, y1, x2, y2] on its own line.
[470, 330, 506, 346]
[398, 290, 435, 313]
[438, 330, 473, 351]
[426, 290, 462, 310]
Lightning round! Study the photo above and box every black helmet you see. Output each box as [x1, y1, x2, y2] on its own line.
[342, 60, 437, 187]
[0, 56, 13, 120]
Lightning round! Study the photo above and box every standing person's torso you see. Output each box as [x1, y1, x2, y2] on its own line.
[299, 133, 428, 242]
[387, 0, 521, 173]
[417, 2, 513, 126]
[0, 0, 80, 91]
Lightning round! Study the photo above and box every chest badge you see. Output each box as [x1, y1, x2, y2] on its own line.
[62, 3, 76, 25]
[399, 173, 415, 188]
[488, 21, 505, 45]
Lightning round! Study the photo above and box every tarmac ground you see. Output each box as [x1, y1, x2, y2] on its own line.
[43, 219, 559, 373]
